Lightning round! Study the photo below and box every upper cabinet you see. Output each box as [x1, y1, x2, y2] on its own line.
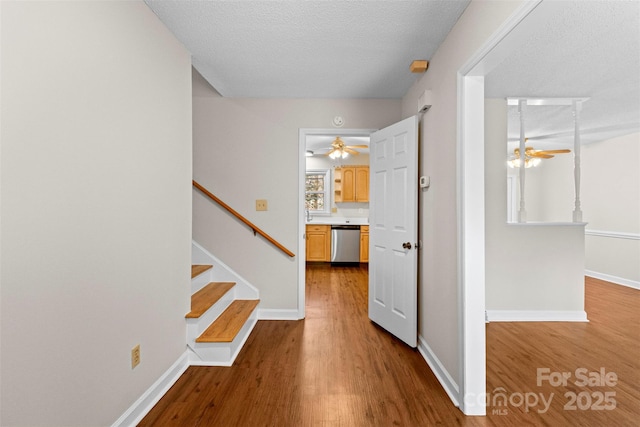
[334, 166, 369, 203]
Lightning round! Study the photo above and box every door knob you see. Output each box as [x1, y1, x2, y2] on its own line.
[402, 242, 412, 249]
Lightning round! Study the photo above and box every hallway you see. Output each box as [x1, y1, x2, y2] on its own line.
[140, 266, 639, 426]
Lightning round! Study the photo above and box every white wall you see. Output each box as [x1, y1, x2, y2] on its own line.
[400, 0, 525, 390]
[583, 132, 640, 285]
[484, 99, 585, 317]
[1, 2, 192, 425]
[520, 131, 640, 285]
[523, 131, 640, 285]
[192, 70, 400, 310]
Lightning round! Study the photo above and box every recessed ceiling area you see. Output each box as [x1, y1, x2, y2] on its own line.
[144, 0, 470, 98]
[485, 0, 640, 149]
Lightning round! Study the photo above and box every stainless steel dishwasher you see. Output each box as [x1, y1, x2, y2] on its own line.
[330, 225, 361, 264]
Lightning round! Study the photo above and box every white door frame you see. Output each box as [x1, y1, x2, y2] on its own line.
[297, 128, 377, 319]
[457, 0, 543, 415]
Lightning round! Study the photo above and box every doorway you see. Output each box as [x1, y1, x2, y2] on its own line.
[297, 128, 375, 319]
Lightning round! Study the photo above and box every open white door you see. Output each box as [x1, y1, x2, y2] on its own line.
[368, 116, 419, 347]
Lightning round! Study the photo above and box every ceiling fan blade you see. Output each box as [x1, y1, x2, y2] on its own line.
[325, 148, 337, 156]
[536, 149, 571, 154]
[343, 147, 359, 155]
[346, 145, 369, 149]
[529, 152, 554, 159]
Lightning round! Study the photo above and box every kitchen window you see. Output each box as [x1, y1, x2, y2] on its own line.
[305, 169, 331, 215]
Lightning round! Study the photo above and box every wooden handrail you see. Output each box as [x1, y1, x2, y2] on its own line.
[193, 180, 295, 258]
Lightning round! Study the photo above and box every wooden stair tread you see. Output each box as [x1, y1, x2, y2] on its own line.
[186, 282, 236, 319]
[196, 300, 260, 343]
[191, 264, 213, 278]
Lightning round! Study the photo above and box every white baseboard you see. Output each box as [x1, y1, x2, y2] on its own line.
[417, 335, 460, 407]
[112, 351, 190, 427]
[486, 310, 588, 322]
[585, 270, 640, 290]
[258, 308, 301, 320]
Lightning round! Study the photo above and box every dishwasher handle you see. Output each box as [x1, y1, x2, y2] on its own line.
[330, 225, 361, 230]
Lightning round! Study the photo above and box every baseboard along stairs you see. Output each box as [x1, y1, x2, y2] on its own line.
[187, 242, 260, 366]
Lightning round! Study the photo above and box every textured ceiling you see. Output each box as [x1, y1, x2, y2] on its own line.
[148, 0, 639, 150]
[144, 0, 470, 98]
[485, 0, 640, 149]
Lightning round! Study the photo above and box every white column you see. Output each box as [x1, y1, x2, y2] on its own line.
[572, 100, 583, 222]
[518, 99, 527, 222]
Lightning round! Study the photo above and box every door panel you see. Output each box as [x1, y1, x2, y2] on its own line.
[368, 116, 418, 347]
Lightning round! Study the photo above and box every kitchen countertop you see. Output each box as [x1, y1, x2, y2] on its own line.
[306, 217, 368, 225]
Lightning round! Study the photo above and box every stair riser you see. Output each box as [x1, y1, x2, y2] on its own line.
[191, 271, 213, 294]
[187, 308, 258, 365]
[186, 291, 235, 337]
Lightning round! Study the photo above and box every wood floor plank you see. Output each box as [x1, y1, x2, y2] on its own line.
[186, 282, 235, 319]
[196, 299, 259, 343]
[191, 264, 212, 279]
[141, 266, 639, 426]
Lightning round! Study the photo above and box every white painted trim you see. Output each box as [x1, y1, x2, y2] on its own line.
[258, 308, 301, 320]
[586, 270, 640, 290]
[418, 335, 460, 407]
[298, 129, 307, 320]
[460, 0, 543, 77]
[111, 351, 190, 427]
[585, 230, 640, 240]
[486, 310, 588, 322]
[456, 74, 486, 416]
[507, 97, 589, 106]
[509, 222, 587, 227]
[456, 0, 544, 416]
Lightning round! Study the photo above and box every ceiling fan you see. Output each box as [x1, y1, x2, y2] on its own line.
[508, 146, 571, 168]
[325, 136, 368, 159]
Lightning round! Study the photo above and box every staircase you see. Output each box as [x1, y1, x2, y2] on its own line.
[187, 242, 260, 366]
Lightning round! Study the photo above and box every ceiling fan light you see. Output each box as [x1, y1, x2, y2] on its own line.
[507, 156, 541, 168]
[508, 157, 521, 168]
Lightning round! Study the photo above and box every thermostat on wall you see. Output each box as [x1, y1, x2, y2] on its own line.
[332, 116, 344, 127]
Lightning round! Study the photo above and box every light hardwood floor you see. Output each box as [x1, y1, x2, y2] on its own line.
[140, 266, 639, 426]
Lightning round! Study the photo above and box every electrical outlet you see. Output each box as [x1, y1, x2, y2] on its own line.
[131, 344, 140, 369]
[256, 199, 268, 211]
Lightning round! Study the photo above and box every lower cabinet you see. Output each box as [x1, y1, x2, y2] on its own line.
[360, 225, 369, 263]
[306, 225, 331, 262]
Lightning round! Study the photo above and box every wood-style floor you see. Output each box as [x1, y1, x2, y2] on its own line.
[140, 266, 639, 426]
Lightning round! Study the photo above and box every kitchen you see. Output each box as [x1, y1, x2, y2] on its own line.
[305, 134, 370, 265]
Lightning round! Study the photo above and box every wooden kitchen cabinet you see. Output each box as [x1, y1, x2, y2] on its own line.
[334, 166, 369, 203]
[306, 225, 331, 262]
[360, 225, 369, 263]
